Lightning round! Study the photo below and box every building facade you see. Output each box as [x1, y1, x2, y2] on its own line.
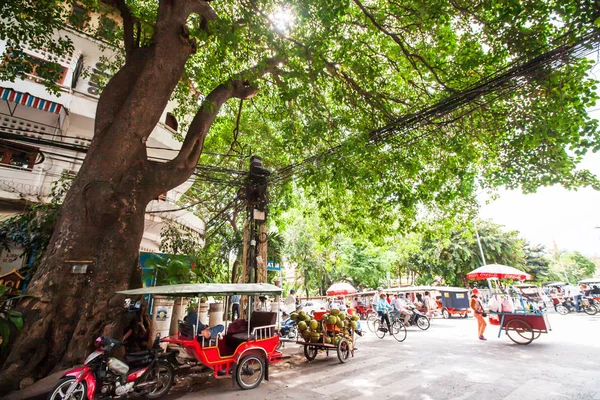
[0, 4, 204, 274]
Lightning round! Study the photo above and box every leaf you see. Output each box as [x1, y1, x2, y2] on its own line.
[594, 17, 600, 28]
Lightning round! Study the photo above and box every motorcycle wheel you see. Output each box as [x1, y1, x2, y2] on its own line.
[555, 305, 569, 315]
[145, 361, 175, 399]
[48, 377, 86, 400]
[442, 309, 450, 319]
[583, 305, 597, 316]
[416, 316, 430, 330]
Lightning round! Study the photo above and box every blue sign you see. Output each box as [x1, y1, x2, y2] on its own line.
[267, 261, 281, 271]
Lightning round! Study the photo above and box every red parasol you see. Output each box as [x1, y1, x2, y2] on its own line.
[326, 282, 357, 296]
[466, 264, 532, 281]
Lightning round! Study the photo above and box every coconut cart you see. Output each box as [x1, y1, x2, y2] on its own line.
[467, 264, 551, 345]
[293, 309, 358, 363]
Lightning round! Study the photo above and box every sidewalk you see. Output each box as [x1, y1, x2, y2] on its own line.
[2, 370, 68, 400]
[2, 344, 303, 400]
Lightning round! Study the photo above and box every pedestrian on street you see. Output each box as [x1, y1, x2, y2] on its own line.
[471, 288, 487, 341]
[592, 285, 600, 295]
[231, 294, 241, 320]
[284, 289, 297, 314]
[564, 283, 583, 312]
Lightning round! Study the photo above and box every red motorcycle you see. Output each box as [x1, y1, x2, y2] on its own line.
[355, 302, 374, 320]
[48, 337, 175, 400]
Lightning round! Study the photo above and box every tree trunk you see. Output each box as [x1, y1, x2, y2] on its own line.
[0, 161, 151, 392]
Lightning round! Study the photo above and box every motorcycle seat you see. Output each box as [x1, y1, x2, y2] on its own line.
[125, 351, 154, 364]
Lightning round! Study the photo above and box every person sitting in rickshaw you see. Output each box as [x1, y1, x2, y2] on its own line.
[187, 310, 225, 342]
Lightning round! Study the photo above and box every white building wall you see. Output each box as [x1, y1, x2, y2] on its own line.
[0, 23, 204, 257]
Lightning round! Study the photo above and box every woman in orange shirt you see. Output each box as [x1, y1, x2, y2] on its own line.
[470, 288, 487, 341]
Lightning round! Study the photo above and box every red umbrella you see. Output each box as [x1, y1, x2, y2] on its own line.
[326, 282, 357, 296]
[466, 264, 532, 281]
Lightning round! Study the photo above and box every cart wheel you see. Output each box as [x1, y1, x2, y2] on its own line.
[304, 345, 318, 361]
[583, 305, 597, 316]
[442, 309, 450, 319]
[235, 355, 265, 390]
[533, 331, 541, 340]
[505, 319, 534, 345]
[373, 320, 386, 339]
[337, 338, 350, 363]
[416, 316, 430, 330]
[555, 305, 569, 315]
[391, 320, 407, 342]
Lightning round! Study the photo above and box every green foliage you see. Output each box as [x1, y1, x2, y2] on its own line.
[407, 220, 525, 286]
[2, 0, 600, 244]
[550, 250, 597, 282]
[143, 255, 195, 286]
[0, 174, 71, 276]
[522, 242, 555, 283]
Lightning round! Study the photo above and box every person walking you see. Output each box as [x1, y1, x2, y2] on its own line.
[376, 292, 392, 332]
[284, 289, 297, 313]
[470, 288, 487, 341]
[231, 294, 241, 320]
[564, 283, 583, 312]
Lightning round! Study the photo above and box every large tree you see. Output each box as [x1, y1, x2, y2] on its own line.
[1, 0, 600, 389]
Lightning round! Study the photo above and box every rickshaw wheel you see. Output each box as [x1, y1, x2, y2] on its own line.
[461, 313, 468, 319]
[442, 309, 450, 319]
[304, 345, 318, 361]
[235, 355, 265, 390]
[337, 338, 350, 363]
[505, 319, 534, 345]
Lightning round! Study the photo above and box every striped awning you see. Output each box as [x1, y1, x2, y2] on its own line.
[0, 87, 63, 114]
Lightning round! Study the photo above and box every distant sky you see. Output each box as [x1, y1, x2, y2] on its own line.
[480, 104, 600, 258]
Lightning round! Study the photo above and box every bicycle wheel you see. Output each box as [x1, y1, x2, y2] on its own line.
[367, 314, 378, 332]
[373, 320, 386, 339]
[391, 320, 407, 342]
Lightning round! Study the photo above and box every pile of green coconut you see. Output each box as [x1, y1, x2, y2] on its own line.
[290, 309, 360, 344]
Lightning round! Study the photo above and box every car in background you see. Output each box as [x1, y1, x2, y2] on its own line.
[299, 300, 327, 316]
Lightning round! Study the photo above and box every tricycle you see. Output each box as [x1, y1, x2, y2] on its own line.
[296, 310, 356, 363]
[490, 311, 551, 345]
[119, 283, 283, 390]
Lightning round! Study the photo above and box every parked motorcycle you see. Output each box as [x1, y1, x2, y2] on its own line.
[48, 336, 175, 400]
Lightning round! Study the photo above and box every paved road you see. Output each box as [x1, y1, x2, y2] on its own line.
[168, 312, 599, 399]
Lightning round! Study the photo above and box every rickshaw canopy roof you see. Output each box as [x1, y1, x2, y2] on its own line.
[384, 286, 468, 293]
[578, 278, 600, 284]
[117, 283, 283, 297]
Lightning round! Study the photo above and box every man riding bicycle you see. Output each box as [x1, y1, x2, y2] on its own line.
[376, 292, 392, 331]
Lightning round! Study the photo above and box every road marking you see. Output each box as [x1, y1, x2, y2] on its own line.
[503, 379, 561, 400]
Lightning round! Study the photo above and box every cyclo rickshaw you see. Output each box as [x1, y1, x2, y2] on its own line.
[118, 283, 283, 390]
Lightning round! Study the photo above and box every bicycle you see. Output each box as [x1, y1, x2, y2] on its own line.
[373, 312, 407, 342]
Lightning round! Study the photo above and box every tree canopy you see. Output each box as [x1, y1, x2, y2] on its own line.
[2, 0, 599, 239]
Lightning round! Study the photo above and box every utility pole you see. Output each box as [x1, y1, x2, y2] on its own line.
[241, 156, 270, 284]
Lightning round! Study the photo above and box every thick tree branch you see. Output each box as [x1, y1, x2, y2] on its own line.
[113, 0, 136, 59]
[147, 59, 280, 193]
